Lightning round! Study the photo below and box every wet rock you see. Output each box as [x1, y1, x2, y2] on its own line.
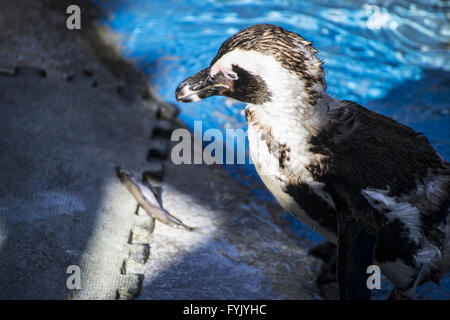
[157, 102, 180, 121]
[0, 65, 17, 76]
[142, 162, 165, 182]
[129, 226, 151, 244]
[152, 120, 176, 139]
[122, 258, 145, 274]
[128, 244, 150, 264]
[16, 66, 46, 78]
[118, 274, 144, 297]
[147, 140, 170, 160]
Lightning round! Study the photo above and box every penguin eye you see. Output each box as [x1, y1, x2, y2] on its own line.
[225, 72, 238, 80]
[211, 64, 238, 80]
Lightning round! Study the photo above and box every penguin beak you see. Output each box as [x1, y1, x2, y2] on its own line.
[175, 67, 234, 103]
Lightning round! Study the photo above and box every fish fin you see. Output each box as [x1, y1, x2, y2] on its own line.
[154, 186, 164, 205]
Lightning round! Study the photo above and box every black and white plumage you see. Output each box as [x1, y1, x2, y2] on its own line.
[175, 24, 450, 299]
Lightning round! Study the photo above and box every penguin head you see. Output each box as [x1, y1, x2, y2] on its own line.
[176, 24, 325, 106]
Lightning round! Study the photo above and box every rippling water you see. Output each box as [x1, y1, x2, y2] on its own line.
[93, 0, 450, 299]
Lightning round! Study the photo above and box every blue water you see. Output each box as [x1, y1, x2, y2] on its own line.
[93, 0, 450, 299]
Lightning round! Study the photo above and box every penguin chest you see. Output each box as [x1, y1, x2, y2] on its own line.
[247, 123, 337, 243]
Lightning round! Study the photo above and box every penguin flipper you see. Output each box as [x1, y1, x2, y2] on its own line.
[337, 215, 377, 300]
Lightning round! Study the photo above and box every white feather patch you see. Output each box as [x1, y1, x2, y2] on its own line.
[361, 188, 422, 244]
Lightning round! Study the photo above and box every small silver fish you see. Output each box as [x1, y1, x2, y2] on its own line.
[116, 167, 194, 231]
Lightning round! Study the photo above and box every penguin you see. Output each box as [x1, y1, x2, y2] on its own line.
[175, 24, 450, 300]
